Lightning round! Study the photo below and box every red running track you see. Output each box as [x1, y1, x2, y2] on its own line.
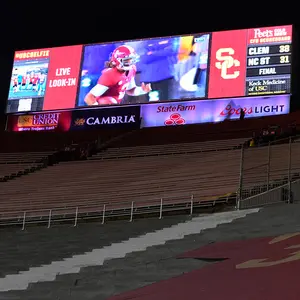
[109, 232, 300, 300]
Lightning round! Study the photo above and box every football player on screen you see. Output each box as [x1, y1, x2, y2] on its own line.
[84, 45, 152, 106]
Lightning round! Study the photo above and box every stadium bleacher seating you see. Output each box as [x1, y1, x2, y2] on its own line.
[1, 137, 300, 222]
[0, 138, 246, 215]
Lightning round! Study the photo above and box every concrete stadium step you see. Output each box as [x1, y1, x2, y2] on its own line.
[0, 215, 192, 279]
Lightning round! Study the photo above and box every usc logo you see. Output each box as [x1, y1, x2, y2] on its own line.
[237, 233, 300, 269]
[17, 115, 33, 127]
[215, 48, 240, 79]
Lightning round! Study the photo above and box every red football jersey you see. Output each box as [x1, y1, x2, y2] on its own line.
[31, 76, 39, 85]
[97, 66, 136, 104]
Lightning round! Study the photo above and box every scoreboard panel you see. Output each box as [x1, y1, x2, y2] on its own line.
[246, 41, 292, 96]
[208, 25, 292, 99]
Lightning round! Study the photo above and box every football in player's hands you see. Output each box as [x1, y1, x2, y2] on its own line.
[141, 82, 152, 93]
[97, 96, 118, 105]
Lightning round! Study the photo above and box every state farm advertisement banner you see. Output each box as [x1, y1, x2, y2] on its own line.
[70, 105, 140, 130]
[140, 95, 290, 128]
[6, 111, 72, 132]
[7, 45, 83, 114]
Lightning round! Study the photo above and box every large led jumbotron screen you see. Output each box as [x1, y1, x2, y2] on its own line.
[6, 25, 292, 114]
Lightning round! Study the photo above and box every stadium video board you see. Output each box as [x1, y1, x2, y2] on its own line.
[6, 25, 292, 114]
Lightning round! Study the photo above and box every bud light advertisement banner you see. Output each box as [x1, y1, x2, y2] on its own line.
[70, 105, 141, 130]
[140, 95, 290, 127]
[6, 111, 72, 132]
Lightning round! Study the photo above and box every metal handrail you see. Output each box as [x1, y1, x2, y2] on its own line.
[0, 193, 232, 216]
[0, 193, 236, 230]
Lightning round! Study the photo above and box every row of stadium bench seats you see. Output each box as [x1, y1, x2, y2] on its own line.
[1, 139, 299, 216]
[91, 137, 248, 159]
[0, 151, 54, 163]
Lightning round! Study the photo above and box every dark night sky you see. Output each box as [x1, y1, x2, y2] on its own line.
[0, 1, 297, 125]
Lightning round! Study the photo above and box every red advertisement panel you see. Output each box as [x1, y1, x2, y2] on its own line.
[208, 30, 248, 99]
[43, 45, 83, 110]
[247, 25, 292, 45]
[6, 111, 72, 132]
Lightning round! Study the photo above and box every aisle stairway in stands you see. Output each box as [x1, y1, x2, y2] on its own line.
[0, 151, 54, 182]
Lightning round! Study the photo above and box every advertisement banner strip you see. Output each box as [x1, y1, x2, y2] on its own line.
[6, 95, 290, 132]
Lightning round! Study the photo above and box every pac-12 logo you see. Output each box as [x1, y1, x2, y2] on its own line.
[215, 48, 240, 79]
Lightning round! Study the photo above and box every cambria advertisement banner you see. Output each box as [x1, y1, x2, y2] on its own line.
[70, 105, 141, 130]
